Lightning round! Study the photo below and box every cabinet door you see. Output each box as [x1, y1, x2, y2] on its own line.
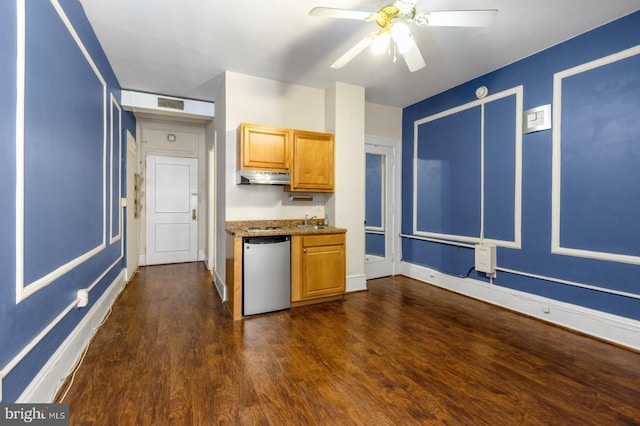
[240, 124, 290, 172]
[290, 130, 334, 192]
[301, 238, 345, 299]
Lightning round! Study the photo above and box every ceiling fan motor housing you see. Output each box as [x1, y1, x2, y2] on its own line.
[374, 4, 416, 29]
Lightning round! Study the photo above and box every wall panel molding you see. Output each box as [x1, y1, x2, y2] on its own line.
[412, 86, 522, 249]
[551, 45, 640, 265]
[15, 0, 107, 302]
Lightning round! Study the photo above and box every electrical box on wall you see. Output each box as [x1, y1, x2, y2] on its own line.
[475, 244, 496, 277]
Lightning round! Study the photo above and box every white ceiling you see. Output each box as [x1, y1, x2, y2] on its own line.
[78, 0, 640, 108]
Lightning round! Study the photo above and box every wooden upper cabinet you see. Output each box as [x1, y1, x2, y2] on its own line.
[239, 123, 291, 172]
[238, 123, 334, 192]
[288, 130, 334, 193]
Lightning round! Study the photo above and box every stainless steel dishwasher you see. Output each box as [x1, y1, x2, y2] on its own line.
[243, 235, 291, 316]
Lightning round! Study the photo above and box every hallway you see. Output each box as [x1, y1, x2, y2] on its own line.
[58, 263, 640, 425]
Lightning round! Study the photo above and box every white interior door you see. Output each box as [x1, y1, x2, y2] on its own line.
[146, 155, 198, 265]
[365, 143, 396, 279]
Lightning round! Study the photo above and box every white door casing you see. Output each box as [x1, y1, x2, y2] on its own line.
[146, 155, 198, 265]
[365, 141, 399, 279]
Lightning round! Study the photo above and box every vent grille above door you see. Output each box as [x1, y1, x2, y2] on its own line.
[157, 97, 185, 110]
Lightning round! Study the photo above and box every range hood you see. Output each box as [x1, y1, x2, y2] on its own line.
[236, 170, 290, 185]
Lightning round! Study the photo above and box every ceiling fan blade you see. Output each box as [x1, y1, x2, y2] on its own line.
[415, 10, 498, 27]
[396, 0, 419, 12]
[401, 36, 426, 72]
[309, 7, 372, 20]
[331, 35, 374, 69]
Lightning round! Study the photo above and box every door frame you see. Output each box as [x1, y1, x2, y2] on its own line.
[365, 135, 402, 279]
[136, 118, 208, 267]
[145, 154, 199, 265]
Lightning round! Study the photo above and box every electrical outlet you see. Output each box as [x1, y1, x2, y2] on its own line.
[542, 305, 550, 314]
[315, 203, 322, 211]
[77, 289, 89, 308]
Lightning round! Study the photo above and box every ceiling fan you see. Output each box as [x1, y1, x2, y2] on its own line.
[310, 1, 498, 72]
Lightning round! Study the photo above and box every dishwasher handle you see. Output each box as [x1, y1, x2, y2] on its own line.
[243, 235, 290, 245]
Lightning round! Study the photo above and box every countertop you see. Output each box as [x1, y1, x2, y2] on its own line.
[226, 219, 346, 237]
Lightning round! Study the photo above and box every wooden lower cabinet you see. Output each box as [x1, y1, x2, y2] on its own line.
[291, 233, 346, 304]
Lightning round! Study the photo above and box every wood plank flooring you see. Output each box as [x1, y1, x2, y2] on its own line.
[58, 262, 640, 425]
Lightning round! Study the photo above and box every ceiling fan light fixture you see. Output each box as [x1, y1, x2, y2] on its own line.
[371, 31, 391, 54]
[311, 3, 498, 72]
[391, 21, 412, 53]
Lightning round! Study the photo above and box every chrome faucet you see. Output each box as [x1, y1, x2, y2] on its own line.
[304, 214, 317, 225]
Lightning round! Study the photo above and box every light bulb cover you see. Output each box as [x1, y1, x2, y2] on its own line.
[391, 22, 412, 53]
[371, 32, 391, 54]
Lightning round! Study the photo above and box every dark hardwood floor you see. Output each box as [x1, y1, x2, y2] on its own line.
[58, 262, 640, 425]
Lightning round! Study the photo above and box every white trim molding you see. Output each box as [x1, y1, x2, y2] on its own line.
[110, 93, 122, 245]
[412, 86, 523, 250]
[214, 270, 226, 301]
[346, 274, 367, 293]
[16, 268, 126, 403]
[552, 45, 640, 265]
[15, 0, 108, 302]
[401, 261, 640, 351]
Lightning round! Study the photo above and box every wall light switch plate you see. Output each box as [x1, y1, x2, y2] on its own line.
[523, 104, 551, 134]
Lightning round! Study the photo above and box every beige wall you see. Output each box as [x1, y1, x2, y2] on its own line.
[365, 102, 402, 138]
[325, 83, 366, 288]
[124, 130, 139, 279]
[213, 75, 227, 296]
[224, 72, 327, 221]
[214, 72, 370, 294]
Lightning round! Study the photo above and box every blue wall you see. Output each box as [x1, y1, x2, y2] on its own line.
[402, 11, 640, 321]
[365, 153, 385, 256]
[0, 0, 135, 401]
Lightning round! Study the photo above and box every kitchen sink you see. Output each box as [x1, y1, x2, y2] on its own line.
[243, 226, 284, 231]
[297, 225, 327, 229]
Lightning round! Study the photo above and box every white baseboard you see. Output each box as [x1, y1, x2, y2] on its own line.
[124, 267, 137, 282]
[213, 270, 226, 301]
[401, 262, 640, 351]
[346, 274, 367, 293]
[17, 270, 127, 403]
[139, 253, 205, 266]
[203, 251, 213, 271]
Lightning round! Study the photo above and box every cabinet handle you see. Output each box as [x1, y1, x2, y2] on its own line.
[192, 209, 196, 220]
[285, 165, 290, 170]
[303, 249, 307, 254]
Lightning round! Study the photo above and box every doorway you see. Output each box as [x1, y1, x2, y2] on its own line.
[365, 140, 399, 279]
[145, 155, 198, 265]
